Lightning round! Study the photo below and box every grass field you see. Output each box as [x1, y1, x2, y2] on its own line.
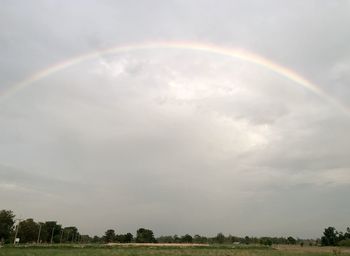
[0, 244, 349, 256]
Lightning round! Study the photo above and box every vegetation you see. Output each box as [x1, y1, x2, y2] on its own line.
[103, 229, 116, 243]
[1, 209, 349, 250]
[321, 227, 350, 246]
[0, 210, 15, 244]
[135, 228, 156, 243]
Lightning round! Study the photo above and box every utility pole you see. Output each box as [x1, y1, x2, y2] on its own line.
[37, 223, 42, 244]
[50, 226, 55, 244]
[13, 219, 22, 245]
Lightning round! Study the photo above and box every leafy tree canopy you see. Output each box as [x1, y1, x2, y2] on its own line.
[136, 228, 156, 243]
[0, 209, 15, 243]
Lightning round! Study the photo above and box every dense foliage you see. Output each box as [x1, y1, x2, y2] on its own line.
[321, 227, 350, 246]
[136, 228, 156, 243]
[0, 210, 15, 243]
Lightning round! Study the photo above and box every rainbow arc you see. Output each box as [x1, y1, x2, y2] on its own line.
[1, 41, 347, 115]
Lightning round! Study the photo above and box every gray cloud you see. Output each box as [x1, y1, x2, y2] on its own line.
[0, 0, 350, 238]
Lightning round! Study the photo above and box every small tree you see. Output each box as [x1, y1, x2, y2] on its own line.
[287, 236, 296, 245]
[157, 235, 174, 243]
[92, 235, 102, 243]
[345, 227, 350, 240]
[321, 227, 338, 246]
[136, 228, 156, 243]
[260, 237, 272, 246]
[115, 232, 133, 243]
[103, 229, 116, 243]
[215, 233, 225, 244]
[124, 233, 133, 243]
[193, 234, 207, 244]
[181, 234, 193, 243]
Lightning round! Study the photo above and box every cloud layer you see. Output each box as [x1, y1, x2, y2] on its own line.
[1, 0, 350, 238]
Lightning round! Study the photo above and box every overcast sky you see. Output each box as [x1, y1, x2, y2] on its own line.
[1, 0, 350, 238]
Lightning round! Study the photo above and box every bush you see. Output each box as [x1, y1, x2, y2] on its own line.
[339, 239, 350, 247]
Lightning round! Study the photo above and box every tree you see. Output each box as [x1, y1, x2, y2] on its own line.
[103, 229, 116, 243]
[173, 235, 181, 243]
[41, 221, 55, 243]
[345, 227, 350, 240]
[124, 233, 133, 243]
[260, 237, 273, 246]
[136, 228, 156, 243]
[215, 233, 225, 244]
[115, 232, 133, 243]
[39, 221, 63, 243]
[92, 235, 102, 243]
[80, 235, 92, 243]
[287, 236, 296, 245]
[321, 227, 338, 246]
[17, 218, 39, 243]
[62, 226, 78, 243]
[0, 210, 15, 244]
[193, 234, 208, 244]
[181, 234, 193, 243]
[157, 235, 174, 243]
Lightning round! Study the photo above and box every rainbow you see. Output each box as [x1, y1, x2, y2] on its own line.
[1, 41, 348, 115]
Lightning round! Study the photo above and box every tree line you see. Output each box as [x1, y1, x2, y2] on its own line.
[0, 210, 82, 244]
[321, 227, 350, 246]
[1, 209, 349, 246]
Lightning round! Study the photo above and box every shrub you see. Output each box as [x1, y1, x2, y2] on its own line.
[339, 239, 350, 247]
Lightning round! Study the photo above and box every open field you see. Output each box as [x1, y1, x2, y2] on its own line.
[0, 244, 350, 256]
[107, 242, 210, 247]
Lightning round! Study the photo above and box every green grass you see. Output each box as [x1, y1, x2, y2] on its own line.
[0, 244, 348, 256]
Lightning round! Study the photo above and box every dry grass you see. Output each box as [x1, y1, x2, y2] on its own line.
[274, 244, 350, 253]
[107, 242, 209, 247]
[1, 243, 350, 256]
